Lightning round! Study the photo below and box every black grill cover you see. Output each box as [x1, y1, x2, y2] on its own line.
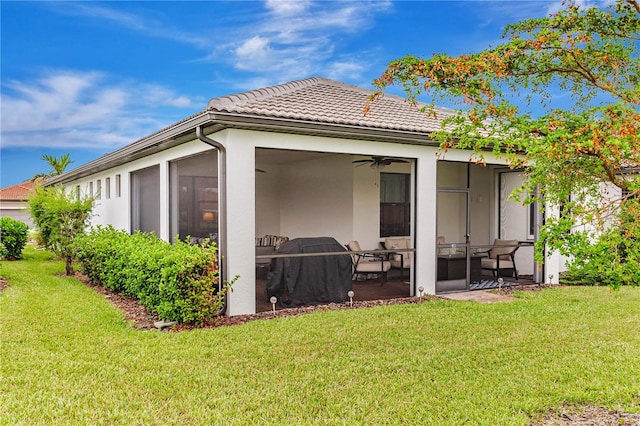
[266, 237, 352, 307]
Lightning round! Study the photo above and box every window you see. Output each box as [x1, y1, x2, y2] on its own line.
[170, 150, 218, 243]
[75, 185, 80, 200]
[89, 181, 94, 198]
[115, 174, 121, 197]
[96, 179, 102, 200]
[527, 202, 536, 240]
[130, 166, 160, 234]
[380, 173, 410, 237]
[105, 177, 111, 199]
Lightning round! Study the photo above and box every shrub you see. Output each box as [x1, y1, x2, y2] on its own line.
[0, 217, 29, 260]
[28, 184, 93, 275]
[73, 226, 233, 324]
[559, 198, 640, 289]
[0, 242, 8, 259]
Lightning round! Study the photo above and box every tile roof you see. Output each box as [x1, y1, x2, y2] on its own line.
[0, 181, 35, 201]
[207, 77, 456, 134]
[47, 77, 454, 185]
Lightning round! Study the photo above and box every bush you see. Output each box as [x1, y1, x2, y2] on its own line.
[0, 242, 8, 259]
[28, 184, 93, 275]
[558, 199, 640, 289]
[73, 226, 232, 324]
[0, 217, 29, 260]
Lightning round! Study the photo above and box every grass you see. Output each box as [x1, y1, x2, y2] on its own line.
[1, 247, 639, 425]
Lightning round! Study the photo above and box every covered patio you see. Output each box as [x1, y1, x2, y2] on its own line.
[253, 145, 540, 312]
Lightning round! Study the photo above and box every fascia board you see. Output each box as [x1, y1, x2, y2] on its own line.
[45, 109, 446, 187]
[208, 112, 440, 146]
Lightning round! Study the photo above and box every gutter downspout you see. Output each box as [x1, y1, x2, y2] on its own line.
[196, 125, 228, 316]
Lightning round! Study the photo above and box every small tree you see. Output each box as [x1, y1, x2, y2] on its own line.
[28, 184, 93, 275]
[370, 0, 639, 286]
[32, 153, 74, 181]
[0, 217, 29, 260]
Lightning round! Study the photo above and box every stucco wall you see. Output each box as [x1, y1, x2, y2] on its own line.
[56, 125, 528, 315]
[279, 154, 354, 244]
[68, 141, 215, 240]
[255, 166, 282, 237]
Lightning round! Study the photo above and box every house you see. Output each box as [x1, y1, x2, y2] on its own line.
[0, 181, 35, 227]
[46, 77, 560, 316]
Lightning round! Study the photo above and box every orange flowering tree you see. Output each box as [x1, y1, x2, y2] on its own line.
[371, 0, 639, 286]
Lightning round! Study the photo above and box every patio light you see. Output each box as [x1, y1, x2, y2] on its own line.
[418, 286, 424, 301]
[548, 274, 554, 283]
[347, 290, 354, 307]
[497, 277, 504, 291]
[270, 296, 277, 314]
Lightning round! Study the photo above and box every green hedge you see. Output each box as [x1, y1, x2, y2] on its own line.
[73, 226, 230, 324]
[0, 217, 29, 260]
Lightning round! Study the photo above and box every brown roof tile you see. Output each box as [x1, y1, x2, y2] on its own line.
[47, 78, 455, 185]
[207, 77, 456, 133]
[0, 181, 35, 201]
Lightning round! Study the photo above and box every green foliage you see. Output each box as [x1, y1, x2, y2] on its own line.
[560, 198, 640, 288]
[372, 0, 640, 287]
[32, 153, 74, 180]
[0, 216, 29, 260]
[72, 226, 232, 324]
[27, 183, 93, 275]
[2, 250, 640, 424]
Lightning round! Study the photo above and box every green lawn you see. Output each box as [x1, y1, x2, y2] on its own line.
[1, 248, 639, 425]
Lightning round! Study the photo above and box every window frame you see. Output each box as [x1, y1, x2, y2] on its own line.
[380, 172, 411, 237]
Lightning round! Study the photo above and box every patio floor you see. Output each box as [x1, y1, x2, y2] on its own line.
[255, 270, 537, 313]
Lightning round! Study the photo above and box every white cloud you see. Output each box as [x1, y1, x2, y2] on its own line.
[545, 0, 611, 15]
[0, 70, 198, 149]
[45, 1, 393, 91]
[265, 0, 311, 15]
[235, 36, 273, 67]
[326, 61, 366, 81]
[48, 3, 210, 49]
[218, 1, 392, 87]
[139, 85, 198, 108]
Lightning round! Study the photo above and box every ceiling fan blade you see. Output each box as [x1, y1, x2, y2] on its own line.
[353, 156, 409, 167]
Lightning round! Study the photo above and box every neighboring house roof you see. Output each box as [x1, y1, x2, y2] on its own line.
[0, 181, 35, 202]
[47, 77, 454, 185]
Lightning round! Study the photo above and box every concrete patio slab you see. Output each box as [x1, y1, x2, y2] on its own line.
[440, 290, 515, 303]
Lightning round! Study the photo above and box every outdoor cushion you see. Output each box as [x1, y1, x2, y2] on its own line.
[481, 258, 515, 270]
[384, 237, 412, 268]
[481, 239, 520, 279]
[489, 239, 519, 259]
[355, 259, 391, 273]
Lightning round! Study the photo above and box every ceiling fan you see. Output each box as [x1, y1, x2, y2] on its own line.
[353, 156, 409, 187]
[352, 156, 409, 168]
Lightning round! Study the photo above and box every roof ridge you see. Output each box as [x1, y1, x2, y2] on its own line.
[207, 77, 349, 110]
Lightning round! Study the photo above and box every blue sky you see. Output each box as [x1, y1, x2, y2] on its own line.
[1, 0, 583, 187]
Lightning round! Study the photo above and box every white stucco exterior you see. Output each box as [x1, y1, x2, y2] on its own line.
[61, 125, 550, 315]
[49, 77, 562, 316]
